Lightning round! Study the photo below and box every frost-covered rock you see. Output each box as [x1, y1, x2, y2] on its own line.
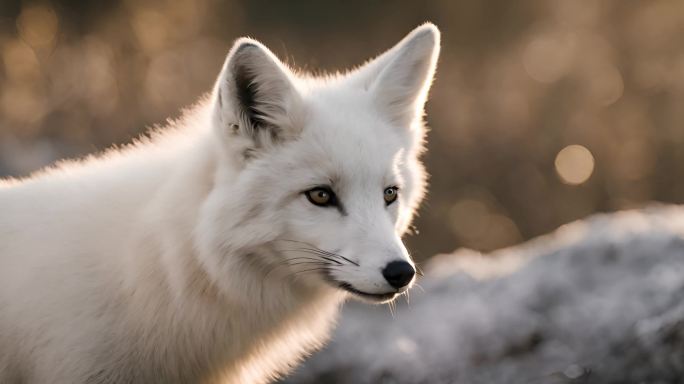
[282, 207, 684, 383]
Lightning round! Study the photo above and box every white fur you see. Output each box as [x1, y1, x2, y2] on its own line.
[0, 24, 440, 384]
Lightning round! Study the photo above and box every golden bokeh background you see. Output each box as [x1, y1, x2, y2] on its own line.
[1, 0, 683, 260]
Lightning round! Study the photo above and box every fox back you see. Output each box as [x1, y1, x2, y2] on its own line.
[0, 24, 440, 383]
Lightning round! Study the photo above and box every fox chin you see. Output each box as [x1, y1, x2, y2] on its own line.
[0, 23, 440, 384]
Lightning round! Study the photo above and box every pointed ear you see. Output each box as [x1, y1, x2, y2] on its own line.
[213, 38, 302, 149]
[352, 24, 440, 128]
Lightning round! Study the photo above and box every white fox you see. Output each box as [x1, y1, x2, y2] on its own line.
[0, 23, 440, 384]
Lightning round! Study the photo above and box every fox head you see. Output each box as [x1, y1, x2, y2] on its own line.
[197, 24, 440, 303]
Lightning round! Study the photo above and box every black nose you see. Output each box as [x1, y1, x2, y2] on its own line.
[382, 261, 416, 289]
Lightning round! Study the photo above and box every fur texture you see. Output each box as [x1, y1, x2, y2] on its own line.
[0, 24, 440, 384]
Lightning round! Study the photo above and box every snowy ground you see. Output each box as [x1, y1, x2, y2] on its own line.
[282, 206, 684, 383]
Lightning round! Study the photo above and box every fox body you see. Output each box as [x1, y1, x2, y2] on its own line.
[0, 24, 440, 383]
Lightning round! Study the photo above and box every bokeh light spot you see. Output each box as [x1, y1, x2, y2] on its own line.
[16, 5, 59, 48]
[587, 65, 624, 106]
[449, 194, 522, 251]
[555, 145, 595, 185]
[132, 9, 169, 53]
[523, 34, 575, 83]
[2, 39, 41, 82]
[449, 199, 490, 241]
[1, 83, 46, 128]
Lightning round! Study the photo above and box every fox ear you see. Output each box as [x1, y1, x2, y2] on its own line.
[352, 24, 440, 128]
[213, 38, 302, 150]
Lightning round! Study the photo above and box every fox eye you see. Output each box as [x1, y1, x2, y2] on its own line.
[384, 186, 399, 205]
[305, 187, 337, 207]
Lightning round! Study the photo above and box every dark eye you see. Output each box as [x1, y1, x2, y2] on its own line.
[305, 187, 338, 207]
[384, 186, 399, 205]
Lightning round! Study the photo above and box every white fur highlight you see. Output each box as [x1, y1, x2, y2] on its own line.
[0, 23, 440, 384]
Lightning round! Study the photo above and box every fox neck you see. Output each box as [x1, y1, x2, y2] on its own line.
[121, 115, 344, 382]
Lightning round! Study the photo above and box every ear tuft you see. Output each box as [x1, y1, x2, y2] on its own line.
[412, 22, 440, 43]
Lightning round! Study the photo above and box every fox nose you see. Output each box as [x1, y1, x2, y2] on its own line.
[382, 260, 416, 289]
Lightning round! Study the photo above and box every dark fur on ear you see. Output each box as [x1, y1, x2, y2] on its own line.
[232, 47, 265, 129]
[216, 40, 302, 149]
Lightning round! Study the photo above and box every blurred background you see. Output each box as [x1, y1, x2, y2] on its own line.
[1, 0, 683, 261]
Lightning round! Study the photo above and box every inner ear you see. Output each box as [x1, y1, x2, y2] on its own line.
[215, 39, 302, 149]
[344, 24, 440, 129]
[232, 49, 282, 137]
[234, 62, 263, 129]
[370, 25, 440, 127]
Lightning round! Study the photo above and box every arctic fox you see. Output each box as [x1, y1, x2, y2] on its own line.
[0, 23, 440, 383]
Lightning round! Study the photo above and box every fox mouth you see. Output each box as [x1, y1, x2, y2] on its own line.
[317, 263, 399, 303]
[337, 282, 398, 303]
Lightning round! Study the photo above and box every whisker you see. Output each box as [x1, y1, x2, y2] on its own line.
[263, 257, 329, 279]
[309, 248, 359, 267]
[280, 253, 343, 266]
[298, 253, 344, 266]
[279, 255, 328, 263]
[330, 253, 360, 267]
[276, 239, 360, 267]
[290, 266, 341, 282]
[387, 300, 396, 318]
[292, 266, 337, 276]
[276, 247, 346, 266]
[287, 261, 328, 267]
